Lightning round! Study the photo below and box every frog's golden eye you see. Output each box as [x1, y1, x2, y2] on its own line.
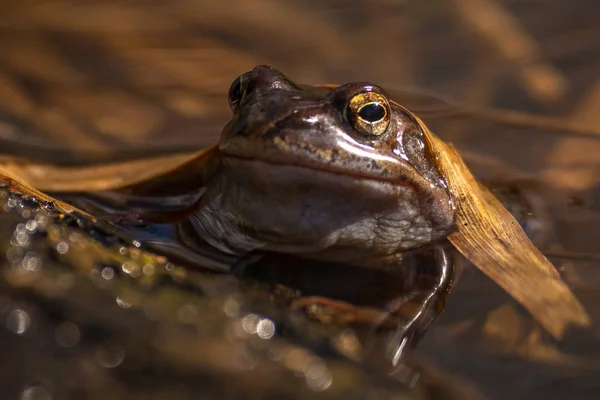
[346, 92, 390, 136]
[228, 73, 250, 111]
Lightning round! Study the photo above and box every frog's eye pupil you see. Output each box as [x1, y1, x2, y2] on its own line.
[358, 102, 385, 123]
[347, 91, 390, 136]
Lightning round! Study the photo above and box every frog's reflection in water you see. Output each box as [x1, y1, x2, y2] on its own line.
[233, 244, 455, 374]
[119, 208, 456, 377]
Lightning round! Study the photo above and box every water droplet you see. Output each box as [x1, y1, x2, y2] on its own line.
[68, 232, 84, 243]
[132, 240, 141, 248]
[35, 214, 48, 231]
[129, 248, 141, 260]
[101, 267, 115, 280]
[56, 242, 69, 254]
[25, 219, 37, 233]
[6, 308, 31, 335]
[15, 231, 30, 247]
[96, 343, 125, 368]
[21, 253, 42, 272]
[222, 297, 241, 318]
[121, 261, 140, 277]
[256, 318, 275, 340]
[116, 297, 132, 309]
[142, 264, 155, 276]
[20, 386, 51, 400]
[242, 314, 260, 334]
[305, 358, 332, 391]
[6, 246, 24, 263]
[55, 322, 80, 348]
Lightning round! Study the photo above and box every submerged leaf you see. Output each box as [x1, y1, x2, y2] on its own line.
[417, 115, 591, 339]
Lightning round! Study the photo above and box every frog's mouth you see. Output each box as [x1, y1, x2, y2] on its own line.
[218, 153, 456, 236]
[220, 152, 415, 188]
[210, 155, 457, 252]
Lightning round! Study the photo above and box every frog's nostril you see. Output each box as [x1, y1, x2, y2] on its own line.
[228, 72, 252, 112]
[248, 65, 300, 93]
[251, 65, 275, 76]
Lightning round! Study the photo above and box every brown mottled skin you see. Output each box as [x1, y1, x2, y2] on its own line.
[190, 66, 456, 270]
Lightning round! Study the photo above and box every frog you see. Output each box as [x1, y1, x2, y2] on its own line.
[190, 65, 456, 267]
[172, 65, 458, 363]
[63, 65, 456, 365]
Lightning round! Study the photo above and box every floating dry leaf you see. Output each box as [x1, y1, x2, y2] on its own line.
[415, 113, 591, 339]
[0, 166, 93, 218]
[0, 146, 216, 192]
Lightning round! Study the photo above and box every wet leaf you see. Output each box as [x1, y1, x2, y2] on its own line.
[0, 146, 217, 192]
[418, 116, 591, 339]
[0, 166, 93, 217]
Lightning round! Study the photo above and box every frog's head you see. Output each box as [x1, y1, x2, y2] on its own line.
[204, 66, 455, 258]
